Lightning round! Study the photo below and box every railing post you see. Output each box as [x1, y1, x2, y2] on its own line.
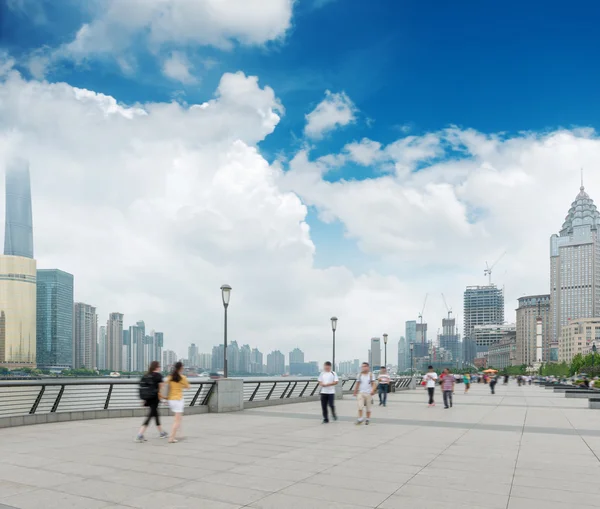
[30, 386, 45, 414]
[249, 382, 261, 402]
[310, 382, 320, 396]
[286, 382, 298, 398]
[280, 381, 292, 399]
[265, 382, 277, 401]
[104, 384, 113, 410]
[190, 384, 203, 406]
[51, 385, 65, 413]
[201, 383, 215, 406]
[299, 381, 309, 397]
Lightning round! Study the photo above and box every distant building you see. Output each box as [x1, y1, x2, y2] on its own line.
[250, 348, 263, 373]
[370, 337, 381, 369]
[198, 353, 212, 370]
[516, 294, 551, 365]
[4, 159, 34, 259]
[97, 325, 107, 370]
[73, 303, 97, 370]
[162, 350, 177, 370]
[290, 361, 318, 376]
[154, 332, 163, 365]
[122, 329, 131, 372]
[289, 347, 304, 365]
[211, 344, 224, 372]
[488, 332, 517, 369]
[188, 343, 199, 367]
[414, 323, 428, 358]
[439, 317, 461, 365]
[239, 344, 251, 373]
[36, 269, 74, 371]
[227, 341, 240, 373]
[472, 323, 516, 350]
[464, 285, 504, 352]
[106, 313, 124, 371]
[338, 359, 360, 375]
[129, 322, 145, 372]
[551, 185, 600, 344]
[267, 350, 285, 375]
[397, 336, 407, 372]
[558, 318, 600, 364]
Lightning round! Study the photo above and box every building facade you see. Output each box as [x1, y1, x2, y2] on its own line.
[73, 302, 97, 370]
[212, 344, 224, 372]
[36, 269, 74, 371]
[558, 318, 600, 364]
[289, 348, 304, 365]
[550, 185, 600, 344]
[266, 350, 285, 375]
[97, 325, 107, 370]
[464, 285, 504, 348]
[250, 348, 263, 373]
[198, 353, 212, 370]
[0, 255, 37, 368]
[370, 337, 381, 369]
[397, 336, 407, 372]
[188, 343, 198, 367]
[239, 344, 251, 373]
[4, 159, 34, 259]
[439, 317, 461, 364]
[106, 312, 124, 372]
[516, 294, 551, 365]
[162, 350, 177, 370]
[488, 333, 517, 369]
[472, 323, 516, 349]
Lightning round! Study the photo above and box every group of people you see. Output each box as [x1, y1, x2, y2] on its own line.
[317, 361, 392, 425]
[135, 361, 190, 443]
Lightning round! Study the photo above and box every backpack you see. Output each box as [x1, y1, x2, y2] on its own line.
[139, 373, 158, 401]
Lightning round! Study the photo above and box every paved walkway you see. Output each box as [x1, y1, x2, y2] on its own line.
[0, 384, 600, 509]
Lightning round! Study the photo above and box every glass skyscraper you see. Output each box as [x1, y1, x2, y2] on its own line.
[4, 159, 34, 259]
[36, 269, 74, 370]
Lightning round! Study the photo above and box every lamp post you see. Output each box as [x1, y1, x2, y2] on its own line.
[383, 333, 388, 369]
[410, 343, 414, 375]
[220, 284, 232, 378]
[331, 317, 338, 371]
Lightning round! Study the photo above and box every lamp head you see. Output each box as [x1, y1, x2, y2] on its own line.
[220, 284, 232, 307]
[383, 333, 388, 345]
[330, 316, 338, 331]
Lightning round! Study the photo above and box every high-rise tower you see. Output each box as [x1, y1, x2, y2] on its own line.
[550, 185, 600, 343]
[4, 159, 34, 259]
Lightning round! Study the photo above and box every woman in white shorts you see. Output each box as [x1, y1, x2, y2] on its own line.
[166, 361, 190, 443]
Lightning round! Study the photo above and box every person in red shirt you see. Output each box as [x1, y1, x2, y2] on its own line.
[441, 368, 455, 409]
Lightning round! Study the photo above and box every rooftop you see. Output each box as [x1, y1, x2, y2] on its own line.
[560, 185, 600, 236]
[1, 384, 600, 509]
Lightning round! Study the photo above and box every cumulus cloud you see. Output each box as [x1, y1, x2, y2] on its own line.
[304, 90, 357, 139]
[162, 52, 197, 85]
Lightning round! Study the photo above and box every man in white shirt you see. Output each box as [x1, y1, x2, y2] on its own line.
[423, 365, 438, 407]
[377, 367, 391, 407]
[318, 361, 339, 423]
[353, 362, 376, 425]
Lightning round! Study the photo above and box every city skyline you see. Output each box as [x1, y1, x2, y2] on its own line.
[6, 2, 600, 364]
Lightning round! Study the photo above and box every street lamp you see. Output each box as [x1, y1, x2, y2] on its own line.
[383, 333, 388, 369]
[220, 284, 232, 378]
[410, 343, 414, 375]
[331, 317, 338, 371]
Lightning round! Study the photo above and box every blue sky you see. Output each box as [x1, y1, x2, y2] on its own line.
[3, 0, 600, 358]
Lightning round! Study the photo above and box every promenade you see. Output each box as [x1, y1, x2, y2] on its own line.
[1, 383, 599, 509]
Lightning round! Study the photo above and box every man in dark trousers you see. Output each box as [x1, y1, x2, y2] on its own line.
[318, 362, 338, 423]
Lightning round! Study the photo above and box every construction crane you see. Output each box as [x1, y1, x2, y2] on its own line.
[484, 251, 507, 285]
[418, 293, 428, 325]
[441, 293, 452, 319]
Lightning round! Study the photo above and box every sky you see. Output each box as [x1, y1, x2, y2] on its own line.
[2, 0, 600, 364]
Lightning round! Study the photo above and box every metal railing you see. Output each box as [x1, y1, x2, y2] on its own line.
[0, 379, 214, 419]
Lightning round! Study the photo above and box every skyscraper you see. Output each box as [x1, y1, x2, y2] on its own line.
[188, 343, 199, 367]
[289, 347, 304, 365]
[370, 337, 381, 369]
[122, 329, 131, 372]
[4, 159, 33, 259]
[397, 336, 407, 372]
[463, 285, 504, 348]
[550, 185, 600, 343]
[36, 269, 74, 371]
[73, 302, 97, 370]
[266, 350, 285, 375]
[212, 344, 224, 372]
[153, 332, 163, 364]
[162, 349, 177, 370]
[0, 255, 36, 368]
[516, 295, 551, 365]
[250, 348, 263, 373]
[439, 317, 461, 365]
[106, 313, 124, 371]
[97, 325, 107, 370]
[129, 322, 145, 372]
[239, 344, 251, 373]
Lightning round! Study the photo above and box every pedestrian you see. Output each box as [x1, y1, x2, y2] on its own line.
[135, 361, 168, 442]
[353, 362, 376, 425]
[504, 374, 509, 385]
[441, 368, 455, 409]
[166, 361, 190, 443]
[490, 375, 498, 394]
[423, 366, 438, 406]
[318, 361, 338, 423]
[462, 373, 471, 394]
[377, 367, 391, 406]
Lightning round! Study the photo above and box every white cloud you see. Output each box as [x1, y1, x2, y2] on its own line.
[344, 138, 383, 166]
[61, 0, 294, 60]
[304, 90, 357, 140]
[162, 52, 197, 84]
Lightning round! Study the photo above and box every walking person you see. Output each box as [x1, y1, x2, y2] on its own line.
[318, 361, 338, 423]
[463, 373, 471, 394]
[441, 368, 455, 409]
[490, 375, 498, 394]
[353, 362, 376, 425]
[377, 367, 391, 406]
[166, 361, 190, 443]
[423, 366, 438, 406]
[136, 361, 168, 442]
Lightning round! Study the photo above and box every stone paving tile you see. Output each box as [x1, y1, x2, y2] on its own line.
[173, 480, 267, 505]
[1, 489, 110, 509]
[395, 484, 508, 508]
[120, 490, 242, 509]
[248, 493, 369, 509]
[280, 481, 389, 507]
[52, 479, 151, 504]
